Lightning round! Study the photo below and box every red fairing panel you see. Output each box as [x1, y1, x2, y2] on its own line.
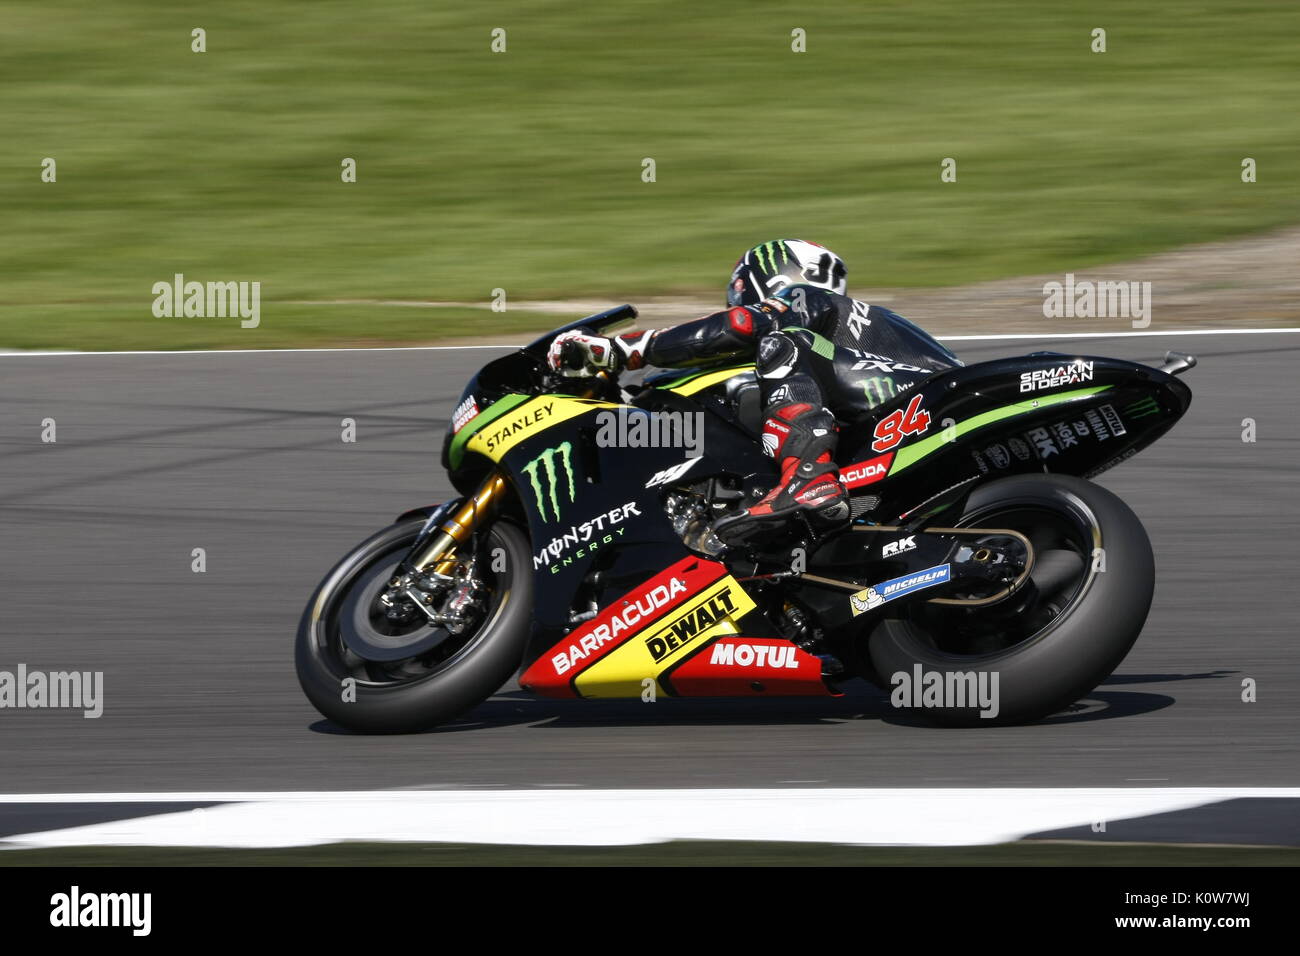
[519, 556, 727, 698]
[666, 637, 837, 697]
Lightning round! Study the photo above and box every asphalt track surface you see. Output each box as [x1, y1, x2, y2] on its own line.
[0, 331, 1296, 793]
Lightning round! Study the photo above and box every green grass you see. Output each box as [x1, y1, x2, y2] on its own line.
[1, 0, 1297, 349]
[0, 304, 570, 351]
[2, 841, 1297, 867]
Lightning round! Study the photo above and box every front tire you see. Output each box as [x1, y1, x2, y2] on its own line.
[295, 518, 534, 733]
[867, 474, 1154, 726]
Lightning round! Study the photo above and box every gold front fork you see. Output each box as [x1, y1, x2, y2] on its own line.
[408, 472, 507, 574]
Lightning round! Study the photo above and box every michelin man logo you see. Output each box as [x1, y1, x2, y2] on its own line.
[850, 586, 883, 616]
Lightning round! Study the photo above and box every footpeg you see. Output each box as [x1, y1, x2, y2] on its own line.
[817, 653, 845, 678]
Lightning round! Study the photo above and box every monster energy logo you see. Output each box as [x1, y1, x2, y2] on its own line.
[521, 442, 576, 521]
[860, 376, 906, 409]
[753, 240, 787, 274]
[1124, 397, 1160, 420]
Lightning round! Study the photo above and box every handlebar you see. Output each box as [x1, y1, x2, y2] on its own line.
[559, 338, 588, 373]
[579, 370, 614, 400]
[538, 346, 614, 399]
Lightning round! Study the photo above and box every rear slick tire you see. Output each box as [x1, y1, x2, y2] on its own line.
[867, 474, 1154, 726]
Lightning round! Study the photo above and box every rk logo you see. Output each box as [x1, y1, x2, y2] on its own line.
[521, 442, 576, 521]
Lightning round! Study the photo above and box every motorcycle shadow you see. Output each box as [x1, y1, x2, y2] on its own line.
[1098, 670, 1237, 686]
[873, 671, 1229, 729]
[877, 689, 1176, 729]
[310, 679, 898, 735]
[309, 678, 1182, 734]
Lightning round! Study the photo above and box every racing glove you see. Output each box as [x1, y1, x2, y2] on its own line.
[547, 329, 657, 377]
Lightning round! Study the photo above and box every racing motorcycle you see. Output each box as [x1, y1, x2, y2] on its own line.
[296, 305, 1194, 731]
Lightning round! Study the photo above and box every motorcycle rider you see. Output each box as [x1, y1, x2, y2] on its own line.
[547, 239, 960, 545]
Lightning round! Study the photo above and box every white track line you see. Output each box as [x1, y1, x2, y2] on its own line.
[1, 327, 1298, 358]
[3, 789, 1298, 848]
[940, 327, 1300, 341]
[0, 344, 521, 357]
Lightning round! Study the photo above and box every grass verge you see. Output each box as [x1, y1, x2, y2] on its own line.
[2, 1, 1298, 349]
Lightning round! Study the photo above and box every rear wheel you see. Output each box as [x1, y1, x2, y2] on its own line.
[295, 518, 533, 733]
[867, 474, 1153, 726]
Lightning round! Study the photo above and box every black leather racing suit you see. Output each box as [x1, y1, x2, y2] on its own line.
[619, 285, 962, 466]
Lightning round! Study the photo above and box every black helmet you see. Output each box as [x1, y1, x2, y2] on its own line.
[727, 239, 847, 306]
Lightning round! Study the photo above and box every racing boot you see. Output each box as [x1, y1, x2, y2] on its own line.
[714, 403, 850, 546]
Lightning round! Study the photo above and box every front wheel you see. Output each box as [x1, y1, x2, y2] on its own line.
[867, 474, 1154, 726]
[295, 518, 534, 733]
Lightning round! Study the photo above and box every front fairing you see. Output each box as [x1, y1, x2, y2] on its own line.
[440, 305, 642, 491]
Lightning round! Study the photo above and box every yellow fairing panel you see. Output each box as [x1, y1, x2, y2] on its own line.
[667, 367, 751, 396]
[574, 577, 757, 698]
[465, 396, 615, 462]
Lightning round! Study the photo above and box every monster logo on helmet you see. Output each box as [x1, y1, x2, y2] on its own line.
[727, 239, 848, 307]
